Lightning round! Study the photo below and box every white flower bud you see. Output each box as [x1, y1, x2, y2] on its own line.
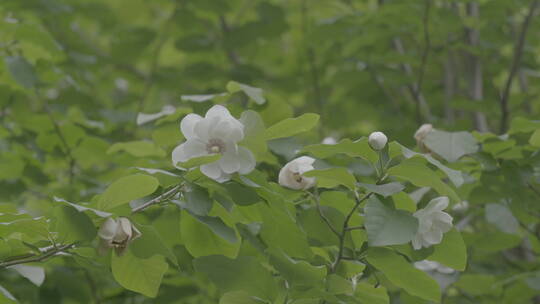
[98, 217, 141, 256]
[368, 131, 387, 151]
[414, 124, 433, 153]
[278, 156, 316, 190]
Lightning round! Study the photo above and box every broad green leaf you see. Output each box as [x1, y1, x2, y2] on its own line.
[424, 130, 479, 162]
[5, 56, 38, 88]
[226, 81, 266, 105]
[509, 117, 540, 133]
[180, 210, 240, 258]
[53, 206, 96, 243]
[303, 138, 377, 163]
[354, 283, 389, 304]
[220, 291, 262, 304]
[485, 203, 519, 234]
[183, 185, 213, 216]
[264, 113, 319, 140]
[239, 110, 267, 158]
[108, 141, 166, 157]
[428, 228, 467, 271]
[364, 198, 418, 246]
[358, 182, 404, 197]
[326, 274, 353, 295]
[193, 255, 278, 301]
[129, 224, 178, 265]
[388, 157, 459, 202]
[336, 260, 366, 279]
[176, 154, 221, 168]
[224, 182, 261, 206]
[191, 214, 238, 243]
[392, 192, 416, 212]
[267, 248, 326, 286]
[367, 247, 440, 302]
[303, 168, 356, 190]
[98, 174, 159, 210]
[111, 250, 168, 298]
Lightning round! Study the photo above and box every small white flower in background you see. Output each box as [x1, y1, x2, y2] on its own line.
[412, 196, 453, 250]
[414, 123, 433, 153]
[414, 260, 455, 275]
[98, 217, 141, 256]
[322, 136, 338, 145]
[452, 200, 469, 213]
[279, 156, 316, 190]
[171, 105, 256, 183]
[368, 131, 387, 151]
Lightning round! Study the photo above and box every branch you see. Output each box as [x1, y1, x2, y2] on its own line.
[131, 184, 183, 213]
[499, 0, 539, 133]
[0, 243, 75, 268]
[309, 190, 341, 238]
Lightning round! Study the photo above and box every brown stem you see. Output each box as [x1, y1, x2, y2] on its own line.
[0, 243, 75, 268]
[131, 184, 182, 213]
[499, 0, 539, 133]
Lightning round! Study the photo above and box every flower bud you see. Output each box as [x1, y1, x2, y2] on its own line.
[98, 217, 141, 256]
[414, 124, 433, 153]
[368, 131, 387, 151]
[278, 156, 316, 190]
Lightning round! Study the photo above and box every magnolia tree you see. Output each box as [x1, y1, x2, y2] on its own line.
[3, 80, 540, 303]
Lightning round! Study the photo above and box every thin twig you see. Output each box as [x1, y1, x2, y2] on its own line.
[499, 0, 539, 133]
[131, 184, 182, 213]
[309, 190, 341, 238]
[0, 243, 75, 268]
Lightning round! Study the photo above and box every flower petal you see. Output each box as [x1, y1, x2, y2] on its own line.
[219, 150, 241, 174]
[425, 197, 449, 212]
[211, 119, 244, 143]
[180, 114, 202, 139]
[237, 147, 256, 174]
[194, 116, 220, 141]
[205, 105, 232, 119]
[171, 140, 207, 167]
[201, 162, 224, 180]
[98, 218, 118, 241]
[423, 229, 443, 245]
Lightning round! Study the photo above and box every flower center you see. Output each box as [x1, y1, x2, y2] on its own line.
[293, 172, 303, 183]
[207, 139, 226, 154]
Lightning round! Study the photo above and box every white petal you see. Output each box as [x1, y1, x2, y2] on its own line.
[205, 104, 232, 119]
[180, 114, 202, 139]
[98, 218, 118, 241]
[219, 151, 241, 174]
[237, 147, 255, 174]
[171, 140, 207, 167]
[210, 119, 244, 143]
[302, 176, 316, 190]
[194, 116, 220, 141]
[412, 235, 423, 250]
[201, 162, 224, 180]
[426, 197, 449, 212]
[117, 217, 133, 240]
[423, 229, 443, 245]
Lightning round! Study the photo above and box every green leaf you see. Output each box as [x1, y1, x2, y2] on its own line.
[303, 138, 377, 163]
[454, 274, 501, 296]
[223, 182, 261, 206]
[108, 141, 166, 157]
[485, 203, 519, 234]
[367, 247, 440, 302]
[98, 174, 159, 210]
[267, 248, 326, 286]
[10, 265, 45, 286]
[529, 129, 540, 147]
[219, 291, 262, 304]
[509, 117, 540, 133]
[111, 250, 168, 298]
[326, 274, 353, 295]
[193, 255, 278, 301]
[354, 283, 389, 304]
[183, 185, 213, 216]
[129, 224, 178, 265]
[226, 81, 266, 105]
[424, 130, 479, 162]
[303, 168, 356, 190]
[53, 206, 96, 243]
[264, 113, 319, 140]
[180, 210, 240, 258]
[5, 56, 38, 88]
[388, 157, 460, 202]
[239, 110, 267, 158]
[176, 154, 221, 168]
[428, 228, 467, 271]
[358, 182, 404, 197]
[364, 198, 418, 246]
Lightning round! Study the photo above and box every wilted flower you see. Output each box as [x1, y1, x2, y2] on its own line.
[279, 156, 316, 190]
[98, 217, 141, 256]
[414, 124, 433, 153]
[412, 197, 453, 250]
[368, 131, 387, 151]
[171, 105, 256, 183]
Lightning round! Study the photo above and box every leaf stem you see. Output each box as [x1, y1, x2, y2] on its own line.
[131, 184, 183, 213]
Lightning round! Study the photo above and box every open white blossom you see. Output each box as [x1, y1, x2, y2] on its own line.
[279, 156, 316, 190]
[171, 105, 256, 183]
[412, 196, 453, 250]
[368, 131, 387, 150]
[98, 217, 141, 256]
[414, 123, 433, 153]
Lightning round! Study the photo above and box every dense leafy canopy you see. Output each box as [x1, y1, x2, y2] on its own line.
[1, 0, 540, 303]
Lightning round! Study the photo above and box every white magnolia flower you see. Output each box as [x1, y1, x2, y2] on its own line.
[414, 260, 455, 274]
[412, 196, 453, 250]
[368, 131, 387, 151]
[414, 123, 433, 153]
[171, 105, 256, 183]
[98, 217, 141, 256]
[279, 156, 316, 190]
